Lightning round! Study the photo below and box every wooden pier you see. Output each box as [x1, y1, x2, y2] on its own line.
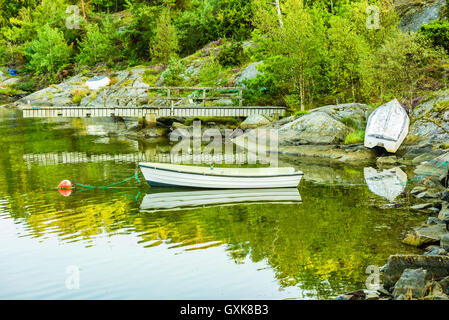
[21, 86, 287, 123]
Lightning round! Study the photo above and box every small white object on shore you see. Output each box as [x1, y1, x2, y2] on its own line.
[85, 75, 110, 90]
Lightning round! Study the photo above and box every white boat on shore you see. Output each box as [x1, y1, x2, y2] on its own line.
[364, 99, 409, 153]
[140, 188, 302, 211]
[138, 162, 303, 189]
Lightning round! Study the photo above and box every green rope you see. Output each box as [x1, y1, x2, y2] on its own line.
[399, 161, 448, 185]
[73, 172, 143, 201]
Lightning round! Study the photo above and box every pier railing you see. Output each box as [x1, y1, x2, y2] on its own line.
[103, 86, 244, 108]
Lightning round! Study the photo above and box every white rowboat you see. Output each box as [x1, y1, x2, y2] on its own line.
[138, 162, 303, 189]
[140, 188, 302, 211]
[364, 99, 409, 153]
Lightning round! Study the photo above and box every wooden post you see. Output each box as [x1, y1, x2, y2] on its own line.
[103, 89, 107, 107]
[203, 89, 206, 107]
[143, 112, 157, 128]
[239, 88, 243, 107]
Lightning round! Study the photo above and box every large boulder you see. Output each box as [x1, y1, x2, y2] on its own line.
[277, 111, 351, 145]
[397, 0, 446, 32]
[240, 114, 271, 129]
[308, 103, 370, 128]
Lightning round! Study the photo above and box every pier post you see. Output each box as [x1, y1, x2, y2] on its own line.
[143, 112, 157, 128]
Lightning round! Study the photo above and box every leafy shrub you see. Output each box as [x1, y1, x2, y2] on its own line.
[163, 57, 187, 86]
[13, 80, 36, 92]
[217, 41, 244, 67]
[418, 19, 449, 53]
[27, 24, 72, 81]
[197, 58, 224, 86]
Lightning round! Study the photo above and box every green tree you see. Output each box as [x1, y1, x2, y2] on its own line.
[253, 0, 328, 110]
[27, 24, 72, 81]
[76, 22, 114, 66]
[150, 8, 179, 64]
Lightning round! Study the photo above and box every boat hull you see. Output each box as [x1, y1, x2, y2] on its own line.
[364, 99, 409, 153]
[139, 164, 303, 189]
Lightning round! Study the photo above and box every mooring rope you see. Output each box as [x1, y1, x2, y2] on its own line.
[72, 172, 142, 201]
[405, 160, 448, 184]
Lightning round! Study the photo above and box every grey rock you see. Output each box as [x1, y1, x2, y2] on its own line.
[438, 206, 449, 220]
[424, 281, 448, 299]
[441, 234, 449, 250]
[439, 276, 449, 294]
[424, 247, 447, 256]
[236, 61, 263, 86]
[240, 114, 271, 129]
[278, 111, 351, 145]
[443, 191, 449, 202]
[427, 217, 443, 225]
[381, 254, 449, 289]
[403, 224, 448, 247]
[410, 203, 434, 211]
[399, 0, 446, 33]
[308, 103, 370, 128]
[411, 186, 427, 195]
[2, 77, 21, 86]
[393, 268, 428, 299]
[416, 189, 441, 199]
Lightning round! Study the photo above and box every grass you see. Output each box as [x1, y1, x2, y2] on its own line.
[344, 129, 365, 144]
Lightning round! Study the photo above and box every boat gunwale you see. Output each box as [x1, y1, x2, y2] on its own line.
[138, 163, 304, 178]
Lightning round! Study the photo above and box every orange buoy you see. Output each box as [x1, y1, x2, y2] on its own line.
[58, 188, 72, 197]
[58, 180, 72, 190]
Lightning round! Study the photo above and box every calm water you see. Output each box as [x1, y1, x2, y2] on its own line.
[0, 107, 423, 299]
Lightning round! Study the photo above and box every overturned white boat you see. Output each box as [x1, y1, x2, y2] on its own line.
[364, 99, 409, 153]
[138, 162, 303, 189]
[140, 188, 301, 211]
[364, 167, 407, 201]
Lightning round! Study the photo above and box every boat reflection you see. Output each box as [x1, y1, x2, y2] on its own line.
[140, 188, 302, 212]
[364, 167, 407, 201]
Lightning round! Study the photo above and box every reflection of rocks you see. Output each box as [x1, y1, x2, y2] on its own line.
[364, 167, 407, 201]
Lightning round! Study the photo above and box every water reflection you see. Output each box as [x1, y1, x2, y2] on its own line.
[140, 188, 301, 212]
[364, 167, 407, 201]
[0, 108, 424, 299]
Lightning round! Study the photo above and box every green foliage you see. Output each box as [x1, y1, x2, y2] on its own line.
[174, 0, 220, 55]
[27, 24, 72, 81]
[294, 110, 309, 117]
[13, 80, 36, 92]
[340, 117, 359, 129]
[344, 129, 365, 144]
[162, 57, 187, 86]
[360, 33, 446, 102]
[217, 40, 244, 67]
[242, 72, 279, 106]
[418, 19, 449, 53]
[76, 22, 114, 66]
[197, 58, 224, 86]
[150, 9, 179, 64]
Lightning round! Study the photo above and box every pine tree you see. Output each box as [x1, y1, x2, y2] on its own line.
[150, 8, 179, 64]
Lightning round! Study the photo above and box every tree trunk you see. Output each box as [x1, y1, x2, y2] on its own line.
[81, 0, 86, 18]
[275, 0, 284, 28]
